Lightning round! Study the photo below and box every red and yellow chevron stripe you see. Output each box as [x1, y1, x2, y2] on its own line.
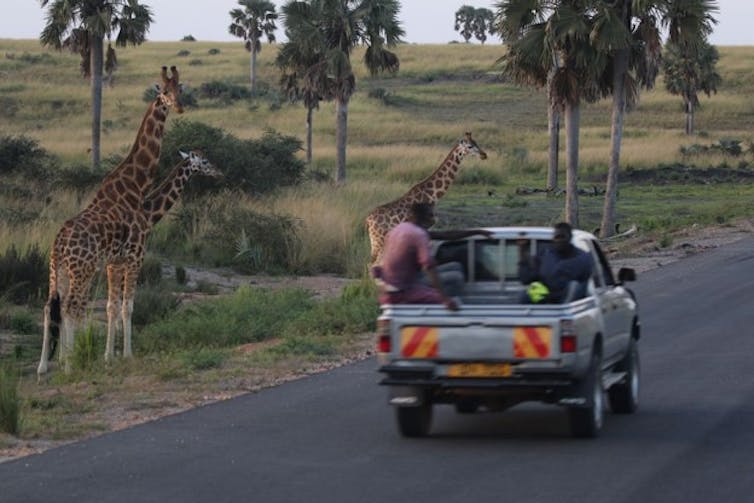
[400, 326, 439, 358]
[513, 326, 552, 358]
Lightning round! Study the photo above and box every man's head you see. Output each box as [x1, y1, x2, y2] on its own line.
[552, 222, 573, 254]
[409, 202, 436, 229]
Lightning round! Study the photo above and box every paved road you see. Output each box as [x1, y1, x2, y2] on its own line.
[3, 235, 754, 503]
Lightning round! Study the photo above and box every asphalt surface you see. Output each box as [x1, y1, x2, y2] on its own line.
[3, 235, 754, 503]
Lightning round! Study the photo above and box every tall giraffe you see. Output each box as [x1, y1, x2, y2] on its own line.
[38, 66, 184, 377]
[364, 132, 487, 266]
[102, 150, 221, 361]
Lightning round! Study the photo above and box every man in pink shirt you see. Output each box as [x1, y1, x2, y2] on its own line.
[375, 203, 490, 310]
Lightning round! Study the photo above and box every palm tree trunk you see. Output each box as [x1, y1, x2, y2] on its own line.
[250, 49, 257, 96]
[564, 101, 580, 226]
[686, 100, 694, 135]
[335, 97, 348, 184]
[306, 105, 313, 165]
[547, 100, 560, 191]
[90, 34, 104, 171]
[600, 49, 629, 239]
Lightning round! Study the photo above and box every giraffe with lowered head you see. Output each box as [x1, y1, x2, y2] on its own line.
[38, 66, 184, 378]
[364, 132, 488, 266]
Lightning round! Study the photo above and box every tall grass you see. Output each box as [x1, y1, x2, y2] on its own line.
[0, 363, 20, 435]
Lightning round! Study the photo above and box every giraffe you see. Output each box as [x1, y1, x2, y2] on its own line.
[364, 132, 488, 266]
[38, 66, 184, 377]
[102, 150, 221, 361]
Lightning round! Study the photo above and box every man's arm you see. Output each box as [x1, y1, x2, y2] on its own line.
[423, 265, 459, 311]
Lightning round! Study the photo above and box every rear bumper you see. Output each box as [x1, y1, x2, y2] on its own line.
[378, 363, 575, 391]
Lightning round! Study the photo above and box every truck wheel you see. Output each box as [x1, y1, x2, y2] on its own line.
[608, 338, 640, 414]
[569, 351, 604, 438]
[396, 402, 433, 438]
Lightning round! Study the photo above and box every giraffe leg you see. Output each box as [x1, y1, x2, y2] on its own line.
[37, 299, 54, 378]
[105, 264, 124, 362]
[121, 264, 141, 358]
[60, 268, 95, 374]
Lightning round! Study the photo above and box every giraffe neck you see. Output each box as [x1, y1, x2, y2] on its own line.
[142, 161, 193, 226]
[89, 97, 170, 211]
[406, 144, 466, 203]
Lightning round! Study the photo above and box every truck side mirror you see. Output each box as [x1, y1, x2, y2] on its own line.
[618, 267, 636, 283]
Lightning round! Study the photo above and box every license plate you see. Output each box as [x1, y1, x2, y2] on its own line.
[447, 363, 512, 378]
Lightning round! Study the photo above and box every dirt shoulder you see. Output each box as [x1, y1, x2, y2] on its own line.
[2, 219, 752, 463]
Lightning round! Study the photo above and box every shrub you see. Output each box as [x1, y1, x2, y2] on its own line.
[0, 135, 58, 178]
[0, 245, 48, 305]
[199, 80, 250, 102]
[186, 198, 301, 273]
[208, 48, 221, 55]
[160, 120, 306, 197]
[132, 284, 180, 327]
[177, 49, 191, 57]
[181, 35, 196, 42]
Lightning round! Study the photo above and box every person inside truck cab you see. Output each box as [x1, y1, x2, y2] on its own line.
[517, 222, 593, 303]
[373, 202, 491, 310]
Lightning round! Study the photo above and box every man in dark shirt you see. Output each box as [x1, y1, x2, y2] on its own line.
[517, 222, 593, 303]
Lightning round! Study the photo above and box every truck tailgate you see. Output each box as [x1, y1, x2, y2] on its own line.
[399, 324, 555, 360]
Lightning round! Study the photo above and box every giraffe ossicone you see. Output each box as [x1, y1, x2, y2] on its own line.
[364, 132, 488, 266]
[38, 66, 185, 379]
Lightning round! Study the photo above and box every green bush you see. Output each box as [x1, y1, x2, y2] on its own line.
[0, 135, 58, 178]
[132, 284, 180, 327]
[159, 120, 306, 197]
[199, 80, 250, 102]
[0, 245, 48, 305]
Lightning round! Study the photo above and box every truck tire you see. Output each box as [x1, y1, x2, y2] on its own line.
[569, 351, 604, 438]
[396, 402, 433, 438]
[608, 337, 640, 414]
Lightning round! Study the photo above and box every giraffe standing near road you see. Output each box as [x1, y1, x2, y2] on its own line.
[38, 66, 184, 377]
[102, 150, 221, 360]
[364, 132, 488, 266]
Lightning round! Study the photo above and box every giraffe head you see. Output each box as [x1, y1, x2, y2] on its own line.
[459, 132, 487, 160]
[156, 66, 184, 114]
[178, 150, 222, 178]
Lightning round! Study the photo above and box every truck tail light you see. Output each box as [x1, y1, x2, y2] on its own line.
[377, 318, 391, 353]
[560, 319, 577, 353]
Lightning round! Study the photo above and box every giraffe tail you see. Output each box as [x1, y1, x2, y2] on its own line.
[47, 292, 61, 361]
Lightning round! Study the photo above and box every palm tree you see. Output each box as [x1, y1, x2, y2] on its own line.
[495, 0, 604, 226]
[40, 0, 153, 170]
[663, 39, 721, 135]
[276, 37, 324, 165]
[229, 0, 278, 96]
[281, 0, 404, 184]
[473, 8, 495, 44]
[455, 5, 477, 43]
[598, 0, 718, 238]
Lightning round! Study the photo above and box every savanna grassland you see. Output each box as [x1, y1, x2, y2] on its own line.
[1, 38, 754, 457]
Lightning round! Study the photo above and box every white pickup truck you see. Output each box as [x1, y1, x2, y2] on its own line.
[376, 227, 640, 438]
